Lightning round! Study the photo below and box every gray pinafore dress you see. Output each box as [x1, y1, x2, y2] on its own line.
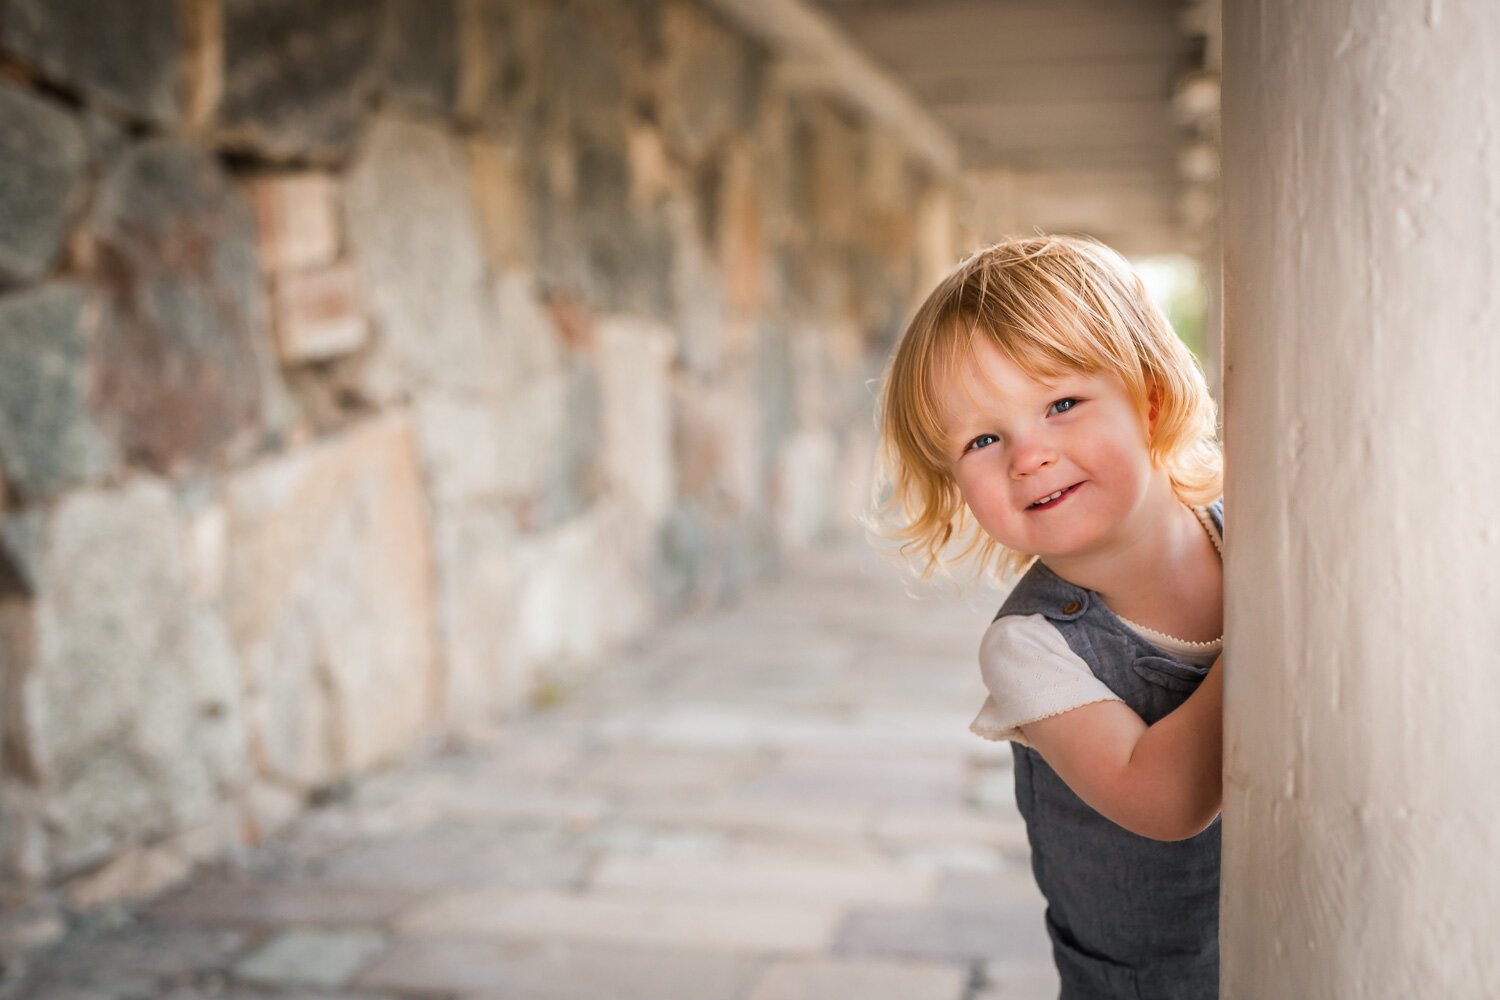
[999, 499, 1222, 999]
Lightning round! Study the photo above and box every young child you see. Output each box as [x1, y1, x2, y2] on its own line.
[875, 236, 1224, 999]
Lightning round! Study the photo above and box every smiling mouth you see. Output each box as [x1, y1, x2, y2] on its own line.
[1028, 483, 1082, 510]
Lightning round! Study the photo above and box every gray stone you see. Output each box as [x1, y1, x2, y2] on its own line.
[82, 108, 130, 169]
[456, 0, 544, 132]
[0, 82, 88, 287]
[91, 139, 288, 475]
[0, 284, 114, 500]
[0, 508, 44, 595]
[463, 0, 658, 140]
[0, 0, 180, 122]
[27, 479, 248, 875]
[382, 0, 460, 115]
[218, 0, 386, 163]
[659, 1, 763, 165]
[18, 922, 250, 988]
[345, 115, 501, 400]
[656, 501, 710, 610]
[234, 928, 386, 988]
[531, 0, 641, 142]
[758, 321, 796, 462]
[548, 358, 603, 524]
[533, 135, 674, 317]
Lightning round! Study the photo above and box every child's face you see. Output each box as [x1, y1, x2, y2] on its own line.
[938, 338, 1162, 569]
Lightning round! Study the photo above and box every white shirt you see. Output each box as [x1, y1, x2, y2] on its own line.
[969, 506, 1222, 747]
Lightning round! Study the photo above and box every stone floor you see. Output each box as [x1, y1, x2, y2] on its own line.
[8, 544, 1058, 1000]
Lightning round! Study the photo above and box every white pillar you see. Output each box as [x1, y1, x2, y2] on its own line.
[1221, 2, 1500, 997]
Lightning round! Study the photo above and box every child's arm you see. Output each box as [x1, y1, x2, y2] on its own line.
[1018, 655, 1222, 841]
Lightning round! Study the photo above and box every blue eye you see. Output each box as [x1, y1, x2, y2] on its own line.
[966, 434, 999, 452]
[1048, 398, 1080, 416]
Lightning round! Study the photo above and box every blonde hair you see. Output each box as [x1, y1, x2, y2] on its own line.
[873, 235, 1222, 579]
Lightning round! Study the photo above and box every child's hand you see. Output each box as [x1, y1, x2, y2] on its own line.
[1019, 657, 1223, 841]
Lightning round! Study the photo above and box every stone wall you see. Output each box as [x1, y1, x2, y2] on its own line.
[0, 0, 956, 909]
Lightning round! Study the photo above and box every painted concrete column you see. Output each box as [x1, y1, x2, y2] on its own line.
[1220, 2, 1500, 996]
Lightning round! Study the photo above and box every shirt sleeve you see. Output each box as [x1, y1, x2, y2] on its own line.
[969, 613, 1123, 747]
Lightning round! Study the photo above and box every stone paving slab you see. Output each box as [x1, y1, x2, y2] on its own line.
[357, 938, 762, 999]
[746, 957, 971, 1000]
[7, 545, 1058, 999]
[396, 888, 843, 953]
[589, 854, 935, 907]
[143, 881, 416, 928]
[833, 905, 1052, 964]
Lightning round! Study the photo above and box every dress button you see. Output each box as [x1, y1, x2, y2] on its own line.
[1063, 601, 1081, 614]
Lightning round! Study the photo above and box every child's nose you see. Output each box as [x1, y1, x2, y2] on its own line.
[1009, 437, 1056, 478]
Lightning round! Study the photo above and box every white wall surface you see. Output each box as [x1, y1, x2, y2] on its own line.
[1221, 1, 1500, 996]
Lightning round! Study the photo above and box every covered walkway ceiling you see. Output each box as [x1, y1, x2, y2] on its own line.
[710, 0, 1222, 257]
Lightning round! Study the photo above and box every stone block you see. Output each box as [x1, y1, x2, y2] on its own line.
[508, 503, 655, 681]
[720, 139, 766, 319]
[0, 0, 180, 123]
[92, 138, 290, 474]
[412, 374, 568, 513]
[0, 509, 45, 595]
[670, 194, 729, 374]
[382, 0, 460, 115]
[800, 100, 863, 246]
[424, 504, 524, 730]
[234, 928, 386, 988]
[63, 841, 195, 910]
[533, 132, 674, 317]
[747, 958, 970, 1000]
[217, 0, 386, 163]
[272, 263, 369, 363]
[249, 172, 341, 273]
[0, 284, 114, 500]
[456, 0, 545, 132]
[659, 1, 763, 165]
[468, 137, 533, 270]
[243, 781, 303, 843]
[345, 115, 501, 400]
[531, 0, 644, 142]
[25, 479, 248, 876]
[773, 429, 837, 551]
[598, 317, 675, 522]
[226, 415, 436, 788]
[0, 82, 89, 287]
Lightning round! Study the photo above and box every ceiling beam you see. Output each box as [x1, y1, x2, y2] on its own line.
[700, 0, 963, 178]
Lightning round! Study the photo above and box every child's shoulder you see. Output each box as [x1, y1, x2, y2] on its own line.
[995, 558, 1089, 623]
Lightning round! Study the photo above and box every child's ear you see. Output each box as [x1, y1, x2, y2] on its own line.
[1146, 385, 1162, 435]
